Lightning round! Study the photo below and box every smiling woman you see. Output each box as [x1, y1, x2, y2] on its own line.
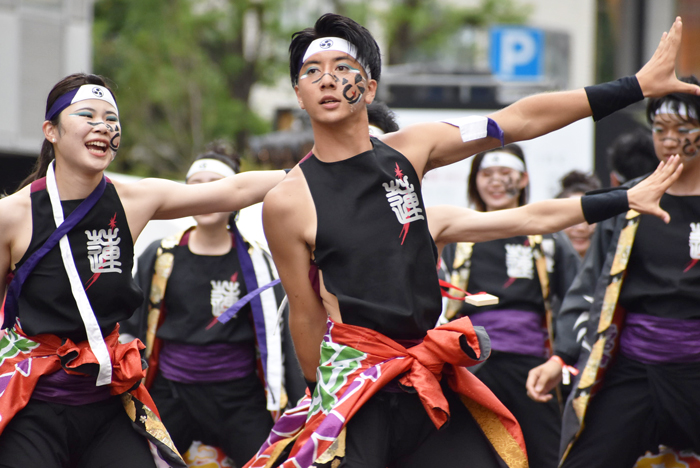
[440, 143, 582, 468]
[0, 73, 286, 468]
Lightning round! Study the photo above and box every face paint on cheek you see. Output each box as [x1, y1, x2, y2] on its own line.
[503, 176, 520, 197]
[342, 73, 366, 105]
[682, 134, 700, 157]
[109, 126, 120, 159]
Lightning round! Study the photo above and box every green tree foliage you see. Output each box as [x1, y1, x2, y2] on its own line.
[93, 0, 530, 176]
[383, 0, 532, 65]
[94, 0, 291, 177]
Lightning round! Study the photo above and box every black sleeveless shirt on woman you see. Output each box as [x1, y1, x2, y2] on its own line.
[14, 178, 142, 343]
[156, 244, 255, 345]
[300, 137, 442, 340]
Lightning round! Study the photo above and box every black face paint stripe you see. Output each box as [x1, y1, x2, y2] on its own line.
[312, 73, 340, 84]
[109, 133, 120, 152]
[87, 121, 114, 132]
[343, 84, 361, 104]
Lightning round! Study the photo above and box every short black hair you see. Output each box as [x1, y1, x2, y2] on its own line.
[607, 129, 658, 183]
[468, 144, 528, 212]
[557, 170, 601, 198]
[289, 13, 381, 86]
[367, 101, 399, 133]
[646, 75, 700, 124]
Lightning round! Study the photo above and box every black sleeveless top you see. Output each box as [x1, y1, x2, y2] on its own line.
[618, 193, 700, 319]
[157, 243, 255, 344]
[300, 137, 442, 340]
[14, 179, 142, 342]
[455, 236, 545, 317]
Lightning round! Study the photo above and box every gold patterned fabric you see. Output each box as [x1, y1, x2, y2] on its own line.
[560, 211, 641, 462]
[143, 231, 187, 388]
[121, 393, 184, 466]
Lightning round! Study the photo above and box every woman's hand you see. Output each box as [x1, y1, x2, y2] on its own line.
[627, 154, 683, 223]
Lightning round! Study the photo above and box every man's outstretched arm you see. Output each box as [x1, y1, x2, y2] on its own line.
[429, 155, 682, 250]
[262, 179, 328, 382]
[389, 17, 699, 177]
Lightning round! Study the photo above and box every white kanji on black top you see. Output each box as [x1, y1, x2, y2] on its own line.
[505, 244, 534, 279]
[210, 280, 240, 318]
[690, 223, 700, 260]
[85, 228, 122, 273]
[383, 177, 425, 225]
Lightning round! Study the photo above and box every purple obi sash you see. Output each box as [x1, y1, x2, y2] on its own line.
[619, 313, 700, 364]
[469, 309, 547, 358]
[32, 370, 112, 405]
[159, 341, 256, 383]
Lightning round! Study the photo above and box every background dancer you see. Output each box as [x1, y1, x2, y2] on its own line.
[608, 129, 660, 187]
[440, 144, 580, 468]
[121, 142, 305, 466]
[0, 73, 286, 468]
[556, 170, 602, 258]
[526, 76, 700, 468]
[251, 13, 698, 468]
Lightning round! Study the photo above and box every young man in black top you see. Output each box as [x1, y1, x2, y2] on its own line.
[258, 13, 698, 468]
[527, 76, 700, 467]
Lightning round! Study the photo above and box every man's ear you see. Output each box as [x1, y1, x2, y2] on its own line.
[363, 79, 377, 105]
[294, 85, 306, 110]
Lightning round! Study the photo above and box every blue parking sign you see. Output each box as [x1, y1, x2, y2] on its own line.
[490, 26, 544, 81]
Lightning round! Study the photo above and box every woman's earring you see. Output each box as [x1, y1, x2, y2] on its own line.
[52, 138, 56, 142]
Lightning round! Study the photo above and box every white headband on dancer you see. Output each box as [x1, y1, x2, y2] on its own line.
[655, 102, 699, 121]
[301, 37, 372, 79]
[480, 151, 525, 173]
[45, 84, 118, 121]
[186, 159, 236, 180]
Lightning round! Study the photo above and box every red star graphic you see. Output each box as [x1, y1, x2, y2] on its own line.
[108, 213, 117, 229]
[394, 163, 404, 179]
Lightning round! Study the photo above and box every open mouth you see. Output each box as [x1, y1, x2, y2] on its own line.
[85, 141, 108, 155]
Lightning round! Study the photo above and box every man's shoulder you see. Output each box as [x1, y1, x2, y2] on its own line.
[263, 167, 313, 218]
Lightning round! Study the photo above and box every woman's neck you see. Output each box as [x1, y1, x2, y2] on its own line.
[188, 224, 232, 256]
[53, 165, 104, 200]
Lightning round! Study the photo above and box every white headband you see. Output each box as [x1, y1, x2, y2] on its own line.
[186, 158, 236, 180]
[301, 37, 372, 79]
[656, 102, 699, 121]
[45, 84, 118, 121]
[480, 151, 525, 173]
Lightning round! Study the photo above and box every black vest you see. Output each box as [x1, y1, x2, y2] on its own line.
[300, 137, 442, 340]
[457, 237, 545, 317]
[157, 240, 255, 344]
[619, 193, 700, 319]
[15, 179, 142, 342]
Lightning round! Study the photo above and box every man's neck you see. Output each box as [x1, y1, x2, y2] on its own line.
[310, 116, 373, 162]
[666, 163, 700, 196]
